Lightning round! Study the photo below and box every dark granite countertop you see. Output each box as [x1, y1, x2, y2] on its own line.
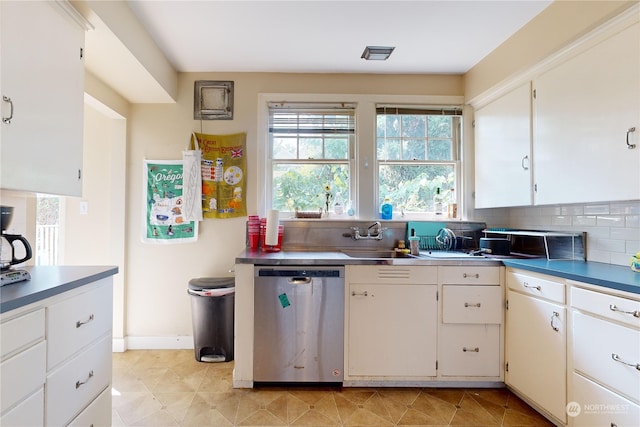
[502, 259, 640, 295]
[1, 265, 119, 314]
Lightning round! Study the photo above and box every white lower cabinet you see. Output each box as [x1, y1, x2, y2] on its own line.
[439, 324, 500, 377]
[0, 277, 113, 426]
[571, 372, 640, 427]
[67, 387, 112, 427]
[0, 388, 44, 427]
[346, 266, 438, 379]
[46, 335, 112, 427]
[506, 269, 567, 425]
[569, 282, 640, 427]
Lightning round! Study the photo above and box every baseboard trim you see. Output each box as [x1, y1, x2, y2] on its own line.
[112, 336, 194, 352]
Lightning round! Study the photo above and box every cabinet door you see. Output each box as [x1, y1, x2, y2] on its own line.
[1, 1, 84, 196]
[506, 290, 566, 423]
[474, 82, 532, 208]
[348, 284, 437, 377]
[533, 21, 640, 205]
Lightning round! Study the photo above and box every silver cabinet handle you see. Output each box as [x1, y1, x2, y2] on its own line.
[627, 127, 636, 149]
[288, 277, 311, 285]
[550, 311, 560, 331]
[463, 347, 479, 352]
[76, 314, 94, 328]
[351, 290, 368, 297]
[523, 282, 541, 291]
[2, 96, 13, 124]
[611, 353, 640, 371]
[609, 304, 640, 318]
[76, 370, 94, 389]
[464, 302, 481, 308]
[521, 155, 529, 170]
[463, 273, 479, 278]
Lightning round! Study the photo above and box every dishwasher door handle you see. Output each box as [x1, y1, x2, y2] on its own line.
[288, 277, 312, 285]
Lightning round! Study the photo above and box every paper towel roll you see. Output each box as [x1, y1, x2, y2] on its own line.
[265, 210, 279, 246]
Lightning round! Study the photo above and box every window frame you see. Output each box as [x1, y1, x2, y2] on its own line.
[258, 93, 466, 219]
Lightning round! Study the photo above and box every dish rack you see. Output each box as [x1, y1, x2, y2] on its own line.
[418, 235, 440, 251]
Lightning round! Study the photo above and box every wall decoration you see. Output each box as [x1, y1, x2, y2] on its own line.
[194, 80, 234, 120]
[192, 131, 247, 219]
[142, 159, 198, 244]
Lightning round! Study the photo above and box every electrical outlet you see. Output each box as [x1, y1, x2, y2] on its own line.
[79, 201, 88, 215]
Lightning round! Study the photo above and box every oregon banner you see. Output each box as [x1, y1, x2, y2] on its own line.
[142, 159, 198, 244]
[192, 132, 247, 219]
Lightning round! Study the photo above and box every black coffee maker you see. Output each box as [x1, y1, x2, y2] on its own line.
[1, 206, 33, 285]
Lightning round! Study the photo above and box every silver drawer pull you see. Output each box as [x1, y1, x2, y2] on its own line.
[609, 304, 640, 318]
[523, 282, 541, 291]
[550, 311, 560, 331]
[351, 291, 368, 297]
[76, 370, 94, 389]
[463, 347, 479, 352]
[464, 302, 481, 308]
[76, 314, 94, 328]
[463, 273, 479, 278]
[611, 353, 640, 371]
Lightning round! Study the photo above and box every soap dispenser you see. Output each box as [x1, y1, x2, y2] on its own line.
[381, 197, 393, 220]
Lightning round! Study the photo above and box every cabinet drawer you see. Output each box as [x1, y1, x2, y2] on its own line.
[46, 334, 112, 427]
[0, 340, 46, 413]
[507, 270, 565, 303]
[0, 387, 44, 427]
[47, 280, 113, 369]
[573, 311, 640, 403]
[442, 285, 502, 324]
[68, 386, 112, 427]
[571, 285, 640, 329]
[439, 266, 500, 285]
[572, 372, 640, 426]
[347, 265, 437, 285]
[439, 324, 501, 377]
[1, 308, 45, 359]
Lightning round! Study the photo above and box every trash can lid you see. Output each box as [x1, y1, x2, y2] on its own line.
[188, 277, 235, 291]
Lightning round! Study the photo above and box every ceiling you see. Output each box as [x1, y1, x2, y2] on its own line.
[126, 0, 552, 75]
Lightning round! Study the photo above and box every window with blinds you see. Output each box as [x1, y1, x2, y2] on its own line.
[268, 103, 355, 214]
[376, 106, 461, 215]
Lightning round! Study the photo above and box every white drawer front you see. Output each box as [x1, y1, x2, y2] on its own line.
[46, 334, 112, 427]
[0, 340, 46, 413]
[571, 372, 640, 426]
[1, 309, 45, 360]
[47, 280, 113, 369]
[573, 312, 640, 403]
[507, 270, 565, 303]
[442, 285, 502, 324]
[0, 387, 44, 427]
[439, 266, 500, 285]
[439, 324, 501, 377]
[68, 386, 112, 427]
[347, 265, 437, 284]
[572, 286, 640, 329]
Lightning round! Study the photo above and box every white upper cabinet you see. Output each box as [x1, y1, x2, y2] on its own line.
[474, 82, 532, 208]
[1, 1, 85, 196]
[532, 20, 640, 205]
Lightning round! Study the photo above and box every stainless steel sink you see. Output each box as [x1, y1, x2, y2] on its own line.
[341, 250, 398, 259]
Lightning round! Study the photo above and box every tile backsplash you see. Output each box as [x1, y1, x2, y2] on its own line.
[474, 200, 640, 266]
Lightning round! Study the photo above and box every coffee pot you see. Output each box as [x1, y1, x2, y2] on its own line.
[1, 206, 33, 270]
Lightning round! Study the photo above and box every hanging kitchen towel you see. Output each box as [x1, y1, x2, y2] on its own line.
[142, 159, 198, 244]
[193, 131, 247, 219]
[181, 133, 204, 222]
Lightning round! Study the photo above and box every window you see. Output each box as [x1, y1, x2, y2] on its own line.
[376, 106, 461, 214]
[268, 103, 355, 214]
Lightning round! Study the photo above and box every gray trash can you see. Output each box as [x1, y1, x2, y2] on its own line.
[188, 277, 235, 362]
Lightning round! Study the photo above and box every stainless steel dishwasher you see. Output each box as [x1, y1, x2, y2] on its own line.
[253, 266, 344, 383]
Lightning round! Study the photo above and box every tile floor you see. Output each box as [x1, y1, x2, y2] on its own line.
[111, 350, 555, 426]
